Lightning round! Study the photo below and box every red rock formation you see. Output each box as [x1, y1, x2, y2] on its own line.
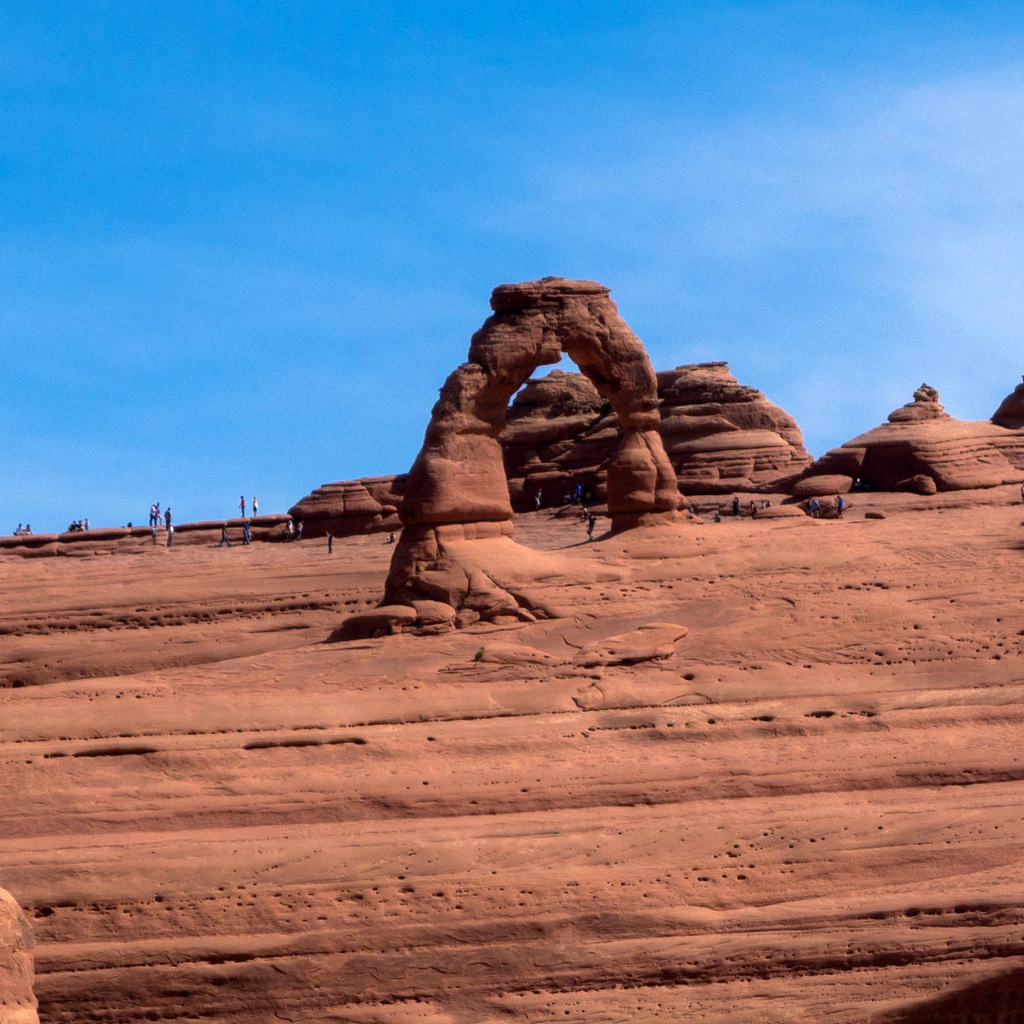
[0, 888, 37, 1024]
[991, 376, 1024, 429]
[295, 362, 809, 533]
[795, 384, 1024, 496]
[504, 361, 810, 504]
[339, 277, 686, 636]
[288, 477, 403, 538]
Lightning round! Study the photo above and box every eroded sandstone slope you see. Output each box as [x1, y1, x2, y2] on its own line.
[2, 491, 1024, 1022]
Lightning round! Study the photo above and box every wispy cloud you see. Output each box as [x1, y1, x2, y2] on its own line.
[493, 64, 1024, 452]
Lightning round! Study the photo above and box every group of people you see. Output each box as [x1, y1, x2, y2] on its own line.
[807, 495, 844, 518]
[564, 482, 594, 506]
[147, 504, 173, 529]
[219, 522, 251, 546]
[147, 503, 175, 529]
[12, 523, 32, 535]
[218, 515, 300, 547]
[239, 495, 258, 518]
[66, 519, 89, 532]
[730, 496, 773, 517]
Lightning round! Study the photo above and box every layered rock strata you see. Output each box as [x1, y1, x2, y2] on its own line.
[341, 277, 685, 636]
[0, 889, 37, 1024]
[504, 361, 810, 505]
[287, 477, 403, 539]
[795, 384, 1024, 496]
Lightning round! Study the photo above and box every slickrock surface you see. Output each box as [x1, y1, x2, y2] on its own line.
[0, 889, 37, 1024]
[3, 488, 1024, 1021]
[798, 383, 1024, 495]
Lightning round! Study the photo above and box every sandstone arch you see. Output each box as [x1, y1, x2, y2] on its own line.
[343, 278, 685, 636]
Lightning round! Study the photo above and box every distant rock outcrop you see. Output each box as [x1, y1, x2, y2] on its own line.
[0, 516, 293, 557]
[0, 888, 37, 1024]
[795, 383, 1024, 496]
[288, 477, 403, 538]
[504, 361, 810, 505]
[992, 375, 1024, 429]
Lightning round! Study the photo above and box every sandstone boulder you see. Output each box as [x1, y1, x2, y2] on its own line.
[472, 641, 562, 666]
[992, 375, 1024, 429]
[0, 888, 37, 1024]
[791, 474, 854, 498]
[289, 476, 404, 539]
[328, 604, 418, 641]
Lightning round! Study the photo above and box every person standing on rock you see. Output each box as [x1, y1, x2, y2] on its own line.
[836, 495, 844, 517]
[151, 524, 158, 544]
[242, 521, 251, 545]
[732, 496, 740, 517]
[252, 495, 258, 517]
[164, 507, 172, 529]
[586, 513, 596, 539]
[219, 524, 231, 547]
[534, 489, 542, 511]
[296, 519, 303, 541]
[167, 524, 174, 547]
[239, 495, 246, 517]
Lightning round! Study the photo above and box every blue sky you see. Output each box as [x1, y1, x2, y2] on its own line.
[4, 2, 1024, 531]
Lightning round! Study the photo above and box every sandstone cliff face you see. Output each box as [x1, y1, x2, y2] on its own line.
[796, 383, 1024, 496]
[0, 889, 37, 1024]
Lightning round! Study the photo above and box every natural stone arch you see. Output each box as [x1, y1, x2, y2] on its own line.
[336, 277, 685, 638]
